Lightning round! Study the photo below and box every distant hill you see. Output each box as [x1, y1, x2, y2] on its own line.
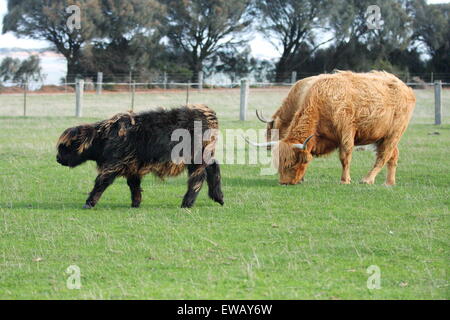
[0, 48, 64, 59]
[0, 47, 52, 54]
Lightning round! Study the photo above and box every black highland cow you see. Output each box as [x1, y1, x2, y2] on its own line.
[56, 104, 224, 209]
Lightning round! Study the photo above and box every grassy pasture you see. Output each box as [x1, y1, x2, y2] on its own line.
[0, 89, 448, 299]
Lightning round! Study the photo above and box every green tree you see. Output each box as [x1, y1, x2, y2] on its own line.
[3, 0, 102, 82]
[0, 57, 20, 82]
[213, 46, 275, 83]
[15, 55, 43, 82]
[256, 0, 329, 82]
[412, 1, 450, 74]
[81, 0, 165, 81]
[214, 46, 255, 83]
[0, 55, 42, 83]
[160, 0, 252, 82]
[326, 0, 413, 71]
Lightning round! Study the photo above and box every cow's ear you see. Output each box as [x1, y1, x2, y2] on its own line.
[77, 125, 97, 153]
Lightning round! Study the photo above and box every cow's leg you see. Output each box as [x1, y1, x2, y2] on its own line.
[339, 130, 354, 184]
[339, 146, 353, 184]
[84, 173, 117, 209]
[205, 160, 224, 205]
[385, 146, 399, 186]
[181, 164, 207, 208]
[362, 137, 399, 185]
[127, 175, 143, 208]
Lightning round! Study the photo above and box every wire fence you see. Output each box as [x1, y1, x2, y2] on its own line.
[0, 75, 448, 125]
[3, 70, 450, 91]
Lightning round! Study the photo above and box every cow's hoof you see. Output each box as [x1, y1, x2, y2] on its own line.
[131, 203, 141, 208]
[181, 199, 194, 208]
[82, 204, 93, 209]
[215, 199, 224, 206]
[181, 197, 195, 208]
[340, 180, 351, 185]
[384, 182, 396, 187]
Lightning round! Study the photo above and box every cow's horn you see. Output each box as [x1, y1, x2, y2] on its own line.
[256, 110, 273, 124]
[243, 135, 278, 148]
[293, 135, 314, 150]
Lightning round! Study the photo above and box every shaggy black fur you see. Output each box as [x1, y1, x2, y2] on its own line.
[56, 105, 224, 209]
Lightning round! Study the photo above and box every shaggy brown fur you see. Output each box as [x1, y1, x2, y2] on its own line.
[264, 75, 327, 141]
[274, 71, 416, 185]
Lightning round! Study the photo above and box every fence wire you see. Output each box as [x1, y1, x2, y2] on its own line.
[0, 81, 448, 124]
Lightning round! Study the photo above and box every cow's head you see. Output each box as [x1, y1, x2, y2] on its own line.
[245, 135, 314, 185]
[56, 125, 97, 168]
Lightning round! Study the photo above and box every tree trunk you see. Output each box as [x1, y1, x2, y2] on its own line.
[275, 56, 290, 83]
[190, 56, 203, 86]
[65, 51, 83, 83]
[66, 60, 77, 84]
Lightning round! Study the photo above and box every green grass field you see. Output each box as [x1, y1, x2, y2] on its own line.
[0, 89, 448, 299]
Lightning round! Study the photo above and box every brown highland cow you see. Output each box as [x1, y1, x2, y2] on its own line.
[248, 71, 416, 186]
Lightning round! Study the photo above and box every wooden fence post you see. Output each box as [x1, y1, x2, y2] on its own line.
[240, 79, 249, 121]
[198, 71, 203, 91]
[131, 80, 136, 111]
[291, 71, 297, 84]
[163, 72, 168, 90]
[23, 81, 28, 117]
[129, 71, 132, 92]
[96, 72, 103, 95]
[186, 81, 191, 105]
[434, 80, 442, 125]
[76, 79, 84, 118]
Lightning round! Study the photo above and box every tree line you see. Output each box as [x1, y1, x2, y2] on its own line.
[2, 0, 449, 84]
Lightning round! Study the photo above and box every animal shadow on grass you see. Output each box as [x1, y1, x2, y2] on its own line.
[3, 194, 219, 211]
[224, 176, 287, 188]
[1, 201, 88, 211]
